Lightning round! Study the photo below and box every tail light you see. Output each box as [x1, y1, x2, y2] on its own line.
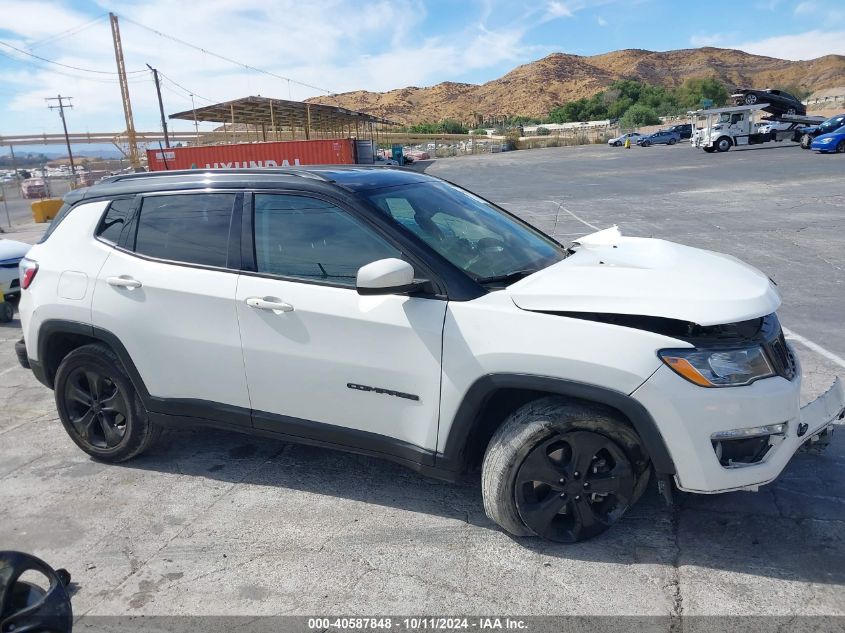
[20, 257, 38, 290]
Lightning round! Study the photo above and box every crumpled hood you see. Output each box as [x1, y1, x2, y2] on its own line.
[509, 227, 781, 326]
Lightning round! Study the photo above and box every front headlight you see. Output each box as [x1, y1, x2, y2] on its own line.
[819, 137, 834, 144]
[658, 346, 774, 387]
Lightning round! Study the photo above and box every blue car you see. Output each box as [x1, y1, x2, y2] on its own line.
[636, 129, 681, 146]
[810, 124, 845, 153]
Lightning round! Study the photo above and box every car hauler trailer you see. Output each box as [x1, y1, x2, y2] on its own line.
[690, 104, 825, 153]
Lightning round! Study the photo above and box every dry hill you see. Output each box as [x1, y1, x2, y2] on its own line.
[307, 47, 845, 125]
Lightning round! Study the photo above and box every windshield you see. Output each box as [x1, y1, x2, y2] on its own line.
[819, 116, 845, 133]
[363, 181, 566, 283]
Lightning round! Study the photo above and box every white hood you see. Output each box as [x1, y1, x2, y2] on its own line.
[508, 227, 780, 326]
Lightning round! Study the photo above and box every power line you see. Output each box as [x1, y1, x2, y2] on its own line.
[119, 15, 333, 95]
[0, 49, 150, 84]
[157, 70, 213, 104]
[0, 40, 147, 74]
[28, 14, 108, 50]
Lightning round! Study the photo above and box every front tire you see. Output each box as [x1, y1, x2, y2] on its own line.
[54, 344, 161, 462]
[715, 136, 732, 152]
[641, 140, 651, 147]
[836, 140, 845, 153]
[668, 138, 677, 145]
[800, 134, 813, 149]
[481, 398, 650, 543]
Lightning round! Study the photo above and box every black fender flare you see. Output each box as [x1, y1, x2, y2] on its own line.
[436, 373, 676, 476]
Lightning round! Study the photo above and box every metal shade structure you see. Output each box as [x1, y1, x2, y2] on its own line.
[168, 96, 396, 143]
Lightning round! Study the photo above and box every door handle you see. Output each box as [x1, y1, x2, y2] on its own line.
[245, 296, 294, 313]
[107, 275, 142, 289]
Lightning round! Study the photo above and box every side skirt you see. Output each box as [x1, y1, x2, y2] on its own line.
[149, 407, 459, 482]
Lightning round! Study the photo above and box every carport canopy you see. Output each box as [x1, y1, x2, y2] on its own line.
[168, 96, 396, 140]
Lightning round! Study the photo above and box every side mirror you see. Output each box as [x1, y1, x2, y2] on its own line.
[356, 258, 422, 296]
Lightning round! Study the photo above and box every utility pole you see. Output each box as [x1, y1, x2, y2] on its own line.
[46, 95, 77, 186]
[190, 94, 199, 139]
[146, 64, 170, 148]
[109, 13, 140, 170]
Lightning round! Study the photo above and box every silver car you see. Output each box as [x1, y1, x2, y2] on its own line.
[608, 132, 642, 146]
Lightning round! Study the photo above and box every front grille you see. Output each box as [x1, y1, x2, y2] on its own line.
[765, 331, 796, 380]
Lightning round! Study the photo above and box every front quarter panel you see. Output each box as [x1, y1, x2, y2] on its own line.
[437, 291, 685, 454]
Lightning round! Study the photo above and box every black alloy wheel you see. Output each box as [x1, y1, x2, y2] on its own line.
[514, 430, 635, 542]
[745, 93, 757, 105]
[63, 367, 128, 449]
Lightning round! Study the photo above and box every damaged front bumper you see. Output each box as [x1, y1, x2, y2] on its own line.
[633, 364, 845, 494]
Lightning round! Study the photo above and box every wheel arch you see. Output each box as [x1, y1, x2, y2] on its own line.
[34, 320, 151, 403]
[437, 374, 676, 477]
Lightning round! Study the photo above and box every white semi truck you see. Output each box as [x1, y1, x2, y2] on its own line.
[690, 104, 825, 152]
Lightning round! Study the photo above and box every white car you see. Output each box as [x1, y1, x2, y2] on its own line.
[0, 238, 31, 298]
[16, 168, 845, 543]
[608, 132, 642, 146]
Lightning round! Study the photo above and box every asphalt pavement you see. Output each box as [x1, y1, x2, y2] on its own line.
[0, 144, 843, 626]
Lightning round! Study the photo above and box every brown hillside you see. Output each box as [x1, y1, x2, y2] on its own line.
[307, 47, 845, 125]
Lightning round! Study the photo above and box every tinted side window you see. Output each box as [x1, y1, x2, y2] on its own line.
[134, 193, 235, 267]
[96, 198, 134, 244]
[254, 194, 401, 286]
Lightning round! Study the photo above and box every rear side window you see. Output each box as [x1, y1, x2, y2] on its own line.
[96, 198, 134, 244]
[133, 193, 236, 267]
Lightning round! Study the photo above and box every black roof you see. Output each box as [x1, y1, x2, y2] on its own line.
[66, 166, 436, 203]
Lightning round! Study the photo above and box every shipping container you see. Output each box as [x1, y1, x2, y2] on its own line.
[146, 138, 359, 171]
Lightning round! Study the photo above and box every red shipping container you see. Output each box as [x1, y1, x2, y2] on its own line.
[146, 138, 356, 171]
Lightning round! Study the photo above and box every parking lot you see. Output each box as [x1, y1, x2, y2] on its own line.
[1, 142, 844, 624]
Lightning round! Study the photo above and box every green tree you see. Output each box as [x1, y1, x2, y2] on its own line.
[619, 104, 661, 129]
[536, 126, 551, 135]
[675, 77, 729, 108]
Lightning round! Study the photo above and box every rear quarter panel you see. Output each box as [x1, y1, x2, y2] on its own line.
[20, 200, 114, 360]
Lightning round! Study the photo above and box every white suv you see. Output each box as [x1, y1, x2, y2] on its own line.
[16, 168, 845, 543]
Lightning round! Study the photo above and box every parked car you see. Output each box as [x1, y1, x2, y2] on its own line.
[0, 238, 30, 300]
[16, 168, 844, 543]
[666, 123, 693, 139]
[809, 125, 845, 153]
[20, 178, 47, 199]
[607, 132, 643, 146]
[794, 113, 845, 148]
[637, 130, 681, 146]
[731, 89, 806, 116]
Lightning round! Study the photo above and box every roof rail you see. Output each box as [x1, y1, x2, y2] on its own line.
[101, 168, 336, 184]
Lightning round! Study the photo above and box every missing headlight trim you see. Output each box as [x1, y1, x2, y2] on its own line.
[550, 312, 796, 381]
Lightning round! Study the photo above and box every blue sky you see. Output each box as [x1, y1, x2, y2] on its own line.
[1, 0, 845, 148]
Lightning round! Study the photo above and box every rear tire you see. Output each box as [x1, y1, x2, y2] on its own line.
[668, 138, 677, 145]
[745, 94, 757, 105]
[54, 344, 161, 463]
[481, 397, 650, 542]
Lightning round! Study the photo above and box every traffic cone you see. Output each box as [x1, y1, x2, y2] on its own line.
[624, 138, 631, 149]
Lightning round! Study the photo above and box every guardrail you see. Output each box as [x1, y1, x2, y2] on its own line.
[803, 95, 845, 106]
